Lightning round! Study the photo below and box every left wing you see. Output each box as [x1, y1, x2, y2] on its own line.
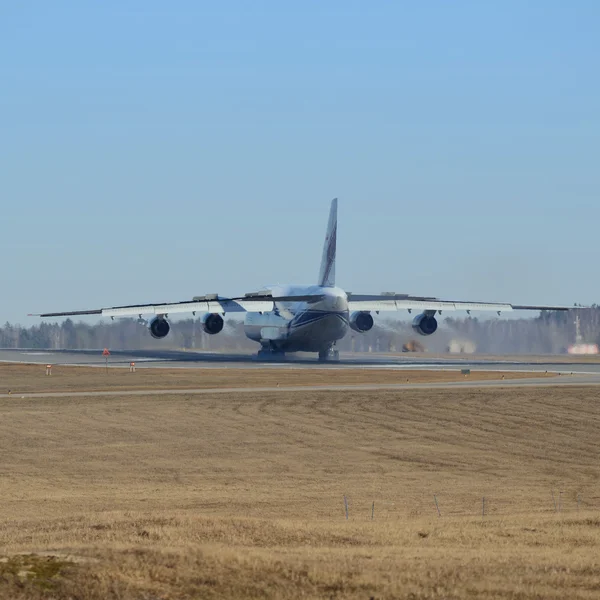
[32, 292, 324, 319]
[347, 293, 576, 314]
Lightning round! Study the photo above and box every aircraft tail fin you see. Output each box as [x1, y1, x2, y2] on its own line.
[318, 198, 337, 287]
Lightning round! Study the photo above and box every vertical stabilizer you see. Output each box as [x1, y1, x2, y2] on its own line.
[318, 198, 337, 287]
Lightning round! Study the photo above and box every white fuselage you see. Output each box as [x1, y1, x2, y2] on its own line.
[243, 285, 349, 352]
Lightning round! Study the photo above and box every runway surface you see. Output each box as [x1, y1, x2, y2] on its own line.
[2, 348, 600, 396]
[2, 347, 600, 375]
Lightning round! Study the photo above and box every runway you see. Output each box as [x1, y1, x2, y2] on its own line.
[2, 347, 600, 398]
[3, 347, 600, 376]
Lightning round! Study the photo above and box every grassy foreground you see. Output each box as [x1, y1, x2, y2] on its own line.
[0, 383, 598, 598]
[2, 512, 600, 599]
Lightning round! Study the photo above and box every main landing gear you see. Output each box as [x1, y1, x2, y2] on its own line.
[256, 345, 286, 361]
[318, 347, 340, 362]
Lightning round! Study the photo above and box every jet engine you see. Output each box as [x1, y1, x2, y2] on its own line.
[149, 316, 170, 339]
[201, 313, 224, 335]
[349, 311, 374, 333]
[412, 313, 438, 336]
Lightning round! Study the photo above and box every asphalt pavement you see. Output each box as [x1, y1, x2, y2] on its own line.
[2, 347, 600, 375]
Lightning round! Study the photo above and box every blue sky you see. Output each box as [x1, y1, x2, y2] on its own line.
[1, 1, 599, 324]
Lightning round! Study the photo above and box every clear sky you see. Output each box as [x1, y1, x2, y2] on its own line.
[1, 2, 599, 325]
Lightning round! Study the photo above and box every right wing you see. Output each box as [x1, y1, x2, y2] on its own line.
[347, 293, 576, 314]
[32, 292, 324, 319]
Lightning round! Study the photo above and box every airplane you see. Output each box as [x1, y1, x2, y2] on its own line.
[34, 199, 576, 361]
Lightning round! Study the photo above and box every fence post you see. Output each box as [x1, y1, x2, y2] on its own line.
[434, 495, 441, 517]
[343, 495, 349, 520]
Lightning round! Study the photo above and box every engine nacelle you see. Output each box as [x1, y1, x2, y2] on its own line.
[148, 316, 170, 339]
[201, 313, 224, 335]
[412, 313, 438, 336]
[349, 311, 374, 333]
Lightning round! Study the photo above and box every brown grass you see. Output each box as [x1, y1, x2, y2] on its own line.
[0, 384, 598, 598]
[0, 362, 549, 394]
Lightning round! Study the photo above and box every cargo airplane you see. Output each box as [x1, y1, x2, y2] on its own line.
[35, 199, 574, 361]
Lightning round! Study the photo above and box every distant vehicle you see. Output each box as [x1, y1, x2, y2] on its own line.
[567, 344, 599, 355]
[33, 199, 576, 361]
[402, 340, 425, 353]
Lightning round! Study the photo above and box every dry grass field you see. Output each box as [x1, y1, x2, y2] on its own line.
[0, 370, 598, 598]
[0, 362, 547, 394]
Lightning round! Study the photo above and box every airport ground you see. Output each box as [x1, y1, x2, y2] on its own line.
[0, 362, 553, 396]
[0, 354, 599, 598]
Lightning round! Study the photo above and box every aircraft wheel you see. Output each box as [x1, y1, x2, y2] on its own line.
[318, 349, 340, 362]
[257, 347, 285, 361]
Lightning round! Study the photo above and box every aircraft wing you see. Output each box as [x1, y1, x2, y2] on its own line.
[347, 294, 575, 314]
[32, 293, 324, 319]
